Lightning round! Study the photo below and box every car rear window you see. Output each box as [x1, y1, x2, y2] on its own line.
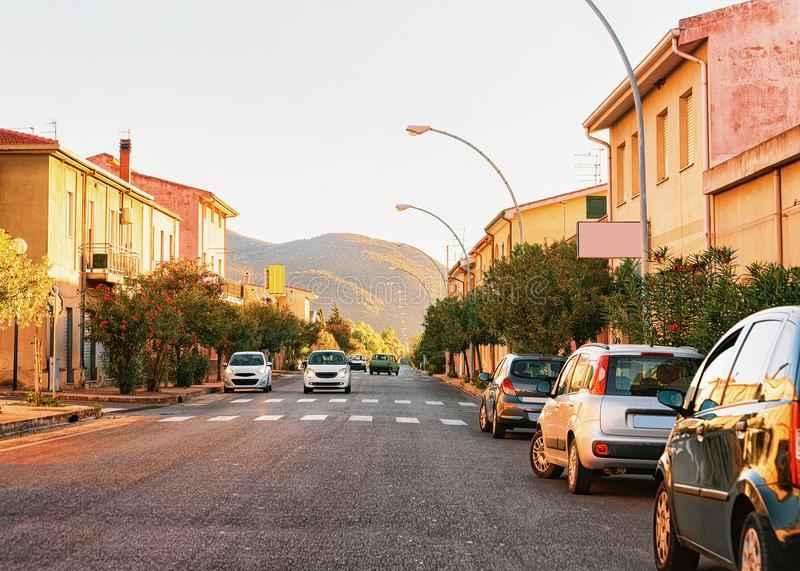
[606, 355, 701, 397]
[510, 359, 563, 381]
[373, 354, 389, 360]
[229, 354, 265, 366]
[309, 352, 347, 365]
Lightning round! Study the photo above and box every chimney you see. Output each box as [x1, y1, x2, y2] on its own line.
[119, 138, 132, 182]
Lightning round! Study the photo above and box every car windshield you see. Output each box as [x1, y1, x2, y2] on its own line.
[510, 359, 563, 381]
[351, 355, 364, 360]
[229, 354, 265, 366]
[606, 355, 702, 397]
[308, 352, 347, 365]
[373, 354, 390, 360]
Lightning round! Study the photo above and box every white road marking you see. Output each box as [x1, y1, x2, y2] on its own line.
[208, 416, 238, 422]
[255, 415, 284, 421]
[396, 417, 420, 424]
[361, 399, 379, 403]
[394, 400, 411, 404]
[425, 401, 444, 406]
[159, 416, 194, 422]
[264, 398, 284, 403]
[101, 407, 126, 413]
[329, 398, 348, 403]
[458, 402, 477, 407]
[440, 419, 468, 426]
[231, 399, 253, 403]
[297, 398, 316, 403]
[349, 415, 373, 422]
[301, 414, 327, 421]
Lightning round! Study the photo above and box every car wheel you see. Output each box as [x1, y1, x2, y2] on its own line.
[529, 429, 563, 479]
[303, 387, 312, 394]
[479, 401, 492, 433]
[567, 439, 593, 494]
[491, 406, 506, 439]
[739, 512, 787, 571]
[344, 385, 351, 394]
[262, 386, 269, 393]
[653, 480, 699, 571]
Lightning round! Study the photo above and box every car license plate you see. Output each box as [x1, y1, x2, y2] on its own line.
[527, 413, 540, 422]
[631, 414, 675, 430]
[520, 397, 547, 404]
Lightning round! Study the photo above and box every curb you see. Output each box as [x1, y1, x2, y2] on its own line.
[427, 372, 483, 400]
[0, 406, 101, 439]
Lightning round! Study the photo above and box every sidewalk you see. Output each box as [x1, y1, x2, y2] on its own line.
[0, 401, 101, 438]
[430, 373, 484, 399]
[0, 370, 296, 406]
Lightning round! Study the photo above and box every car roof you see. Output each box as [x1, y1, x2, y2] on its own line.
[232, 351, 263, 355]
[506, 353, 565, 360]
[728, 305, 800, 329]
[577, 343, 703, 357]
[310, 349, 345, 354]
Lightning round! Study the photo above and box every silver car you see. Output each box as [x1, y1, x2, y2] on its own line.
[530, 343, 703, 494]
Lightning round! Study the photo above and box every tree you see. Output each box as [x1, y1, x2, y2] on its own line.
[380, 327, 404, 358]
[325, 305, 354, 353]
[350, 321, 384, 356]
[0, 230, 51, 327]
[418, 297, 469, 377]
[480, 240, 610, 354]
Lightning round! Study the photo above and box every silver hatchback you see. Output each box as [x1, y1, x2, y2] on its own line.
[530, 344, 703, 494]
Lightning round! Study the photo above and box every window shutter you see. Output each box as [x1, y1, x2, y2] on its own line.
[686, 92, 696, 166]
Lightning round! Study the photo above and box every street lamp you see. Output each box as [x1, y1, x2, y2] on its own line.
[583, 0, 649, 276]
[389, 265, 433, 303]
[10, 237, 28, 391]
[405, 125, 525, 244]
[393, 242, 447, 297]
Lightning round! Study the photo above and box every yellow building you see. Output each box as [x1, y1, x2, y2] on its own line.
[447, 183, 608, 375]
[277, 286, 317, 323]
[0, 129, 181, 388]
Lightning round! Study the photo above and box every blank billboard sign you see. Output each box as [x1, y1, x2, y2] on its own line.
[577, 221, 643, 259]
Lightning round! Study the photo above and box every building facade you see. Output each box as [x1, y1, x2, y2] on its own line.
[0, 129, 181, 388]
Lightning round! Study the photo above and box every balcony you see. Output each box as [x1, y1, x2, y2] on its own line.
[84, 243, 140, 284]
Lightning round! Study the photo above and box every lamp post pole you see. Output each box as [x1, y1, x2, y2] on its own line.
[394, 242, 447, 297]
[406, 125, 524, 245]
[583, 0, 649, 276]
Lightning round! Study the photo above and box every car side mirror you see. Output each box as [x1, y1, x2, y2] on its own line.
[266, 362, 272, 367]
[536, 380, 552, 394]
[478, 372, 492, 383]
[657, 389, 686, 414]
[222, 362, 228, 368]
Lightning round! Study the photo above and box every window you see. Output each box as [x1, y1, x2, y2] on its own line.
[509, 359, 563, 381]
[723, 320, 784, 406]
[606, 355, 702, 397]
[160, 230, 165, 262]
[169, 235, 174, 260]
[570, 355, 594, 392]
[308, 352, 347, 365]
[657, 109, 669, 181]
[616, 142, 626, 205]
[218, 258, 223, 275]
[679, 89, 696, 170]
[586, 196, 607, 219]
[66, 191, 75, 239]
[693, 329, 741, 411]
[555, 355, 579, 396]
[229, 353, 265, 366]
[764, 322, 799, 401]
[492, 358, 507, 383]
[631, 132, 640, 197]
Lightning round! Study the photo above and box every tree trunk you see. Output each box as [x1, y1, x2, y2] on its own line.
[447, 351, 456, 378]
[475, 344, 483, 376]
[461, 349, 471, 380]
[216, 347, 223, 382]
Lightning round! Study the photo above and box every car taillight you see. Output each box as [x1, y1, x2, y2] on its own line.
[791, 402, 800, 488]
[593, 441, 610, 457]
[500, 377, 516, 396]
[590, 355, 609, 395]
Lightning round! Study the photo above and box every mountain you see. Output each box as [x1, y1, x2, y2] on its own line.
[225, 231, 447, 342]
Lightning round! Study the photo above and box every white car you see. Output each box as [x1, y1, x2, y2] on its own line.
[304, 350, 351, 394]
[223, 352, 272, 393]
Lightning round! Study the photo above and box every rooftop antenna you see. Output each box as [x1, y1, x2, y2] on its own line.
[41, 121, 57, 140]
[574, 150, 603, 186]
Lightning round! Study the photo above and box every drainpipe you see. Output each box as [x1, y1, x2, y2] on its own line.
[585, 129, 612, 222]
[671, 32, 711, 247]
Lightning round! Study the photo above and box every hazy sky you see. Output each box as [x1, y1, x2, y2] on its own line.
[2, 0, 733, 267]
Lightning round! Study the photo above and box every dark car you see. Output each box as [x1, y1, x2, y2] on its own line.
[478, 353, 565, 439]
[653, 306, 800, 571]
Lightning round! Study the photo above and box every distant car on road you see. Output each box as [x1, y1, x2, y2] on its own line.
[653, 307, 800, 571]
[223, 351, 272, 393]
[478, 353, 565, 439]
[369, 354, 400, 375]
[530, 343, 703, 495]
[349, 354, 368, 371]
[304, 350, 352, 394]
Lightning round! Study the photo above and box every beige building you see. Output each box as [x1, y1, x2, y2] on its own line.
[0, 129, 180, 388]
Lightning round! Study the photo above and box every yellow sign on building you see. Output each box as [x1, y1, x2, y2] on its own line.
[265, 264, 286, 296]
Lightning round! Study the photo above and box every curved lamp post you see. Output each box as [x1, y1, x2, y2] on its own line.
[584, 0, 649, 276]
[389, 265, 433, 304]
[405, 125, 524, 245]
[394, 242, 447, 297]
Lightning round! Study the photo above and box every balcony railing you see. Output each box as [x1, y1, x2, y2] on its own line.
[84, 243, 140, 280]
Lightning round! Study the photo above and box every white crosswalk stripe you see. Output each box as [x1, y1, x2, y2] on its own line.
[458, 402, 477, 407]
[395, 417, 419, 424]
[348, 415, 372, 422]
[361, 399, 379, 403]
[254, 415, 283, 421]
[394, 400, 411, 404]
[297, 398, 316, 403]
[230, 399, 253, 403]
[440, 419, 468, 426]
[425, 401, 444, 406]
[301, 414, 327, 421]
[101, 407, 126, 414]
[208, 416, 238, 422]
[329, 398, 347, 403]
[264, 398, 284, 403]
[159, 416, 194, 422]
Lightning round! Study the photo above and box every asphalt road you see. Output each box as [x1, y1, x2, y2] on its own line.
[0, 367, 724, 570]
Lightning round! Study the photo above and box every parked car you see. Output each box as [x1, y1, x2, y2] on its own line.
[530, 343, 703, 494]
[349, 354, 368, 371]
[652, 307, 800, 571]
[223, 351, 272, 393]
[478, 353, 565, 439]
[369, 354, 400, 376]
[304, 350, 352, 393]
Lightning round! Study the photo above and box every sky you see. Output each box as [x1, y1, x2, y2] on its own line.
[2, 0, 735, 267]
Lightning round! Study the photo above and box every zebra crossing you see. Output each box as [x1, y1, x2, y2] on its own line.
[157, 414, 471, 426]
